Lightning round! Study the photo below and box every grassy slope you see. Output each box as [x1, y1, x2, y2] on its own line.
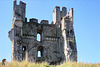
[0, 61, 100, 67]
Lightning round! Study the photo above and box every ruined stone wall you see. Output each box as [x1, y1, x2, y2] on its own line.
[21, 22, 60, 62]
[8, 0, 77, 65]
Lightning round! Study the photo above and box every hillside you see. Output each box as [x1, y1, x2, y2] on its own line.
[0, 61, 100, 67]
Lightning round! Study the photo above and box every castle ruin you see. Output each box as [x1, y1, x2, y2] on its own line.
[8, 0, 77, 64]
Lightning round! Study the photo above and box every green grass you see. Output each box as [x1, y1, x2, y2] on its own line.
[0, 61, 100, 67]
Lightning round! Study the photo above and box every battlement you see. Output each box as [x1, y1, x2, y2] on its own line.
[40, 20, 49, 24]
[53, 6, 67, 24]
[13, 0, 26, 6]
[64, 8, 73, 22]
[29, 18, 38, 23]
[24, 17, 49, 25]
[61, 7, 67, 17]
[52, 6, 73, 24]
[13, 0, 26, 22]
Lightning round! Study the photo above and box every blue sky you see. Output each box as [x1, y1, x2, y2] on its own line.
[0, 0, 100, 63]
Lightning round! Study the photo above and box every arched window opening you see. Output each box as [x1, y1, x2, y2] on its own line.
[37, 46, 43, 58]
[37, 33, 40, 41]
[38, 51, 41, 57]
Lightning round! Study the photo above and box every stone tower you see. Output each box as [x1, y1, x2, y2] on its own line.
[8, 0, 77, 64]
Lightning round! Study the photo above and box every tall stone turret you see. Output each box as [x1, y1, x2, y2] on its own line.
[52, 6, 77, 62]
[9, 0, 26, 61]
[8, 0, 77, 65]
[61, 8, 77, 62]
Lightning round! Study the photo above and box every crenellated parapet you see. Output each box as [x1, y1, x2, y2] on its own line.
[13, 0, 26, 22]
[52, 6, 73, 24]
[29, 18, 38, 23]
[40, 20, 49, 24]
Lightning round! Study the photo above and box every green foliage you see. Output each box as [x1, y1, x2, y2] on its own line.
[0, 61, 100, 67]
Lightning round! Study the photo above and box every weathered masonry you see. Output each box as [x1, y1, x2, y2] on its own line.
[8, 0, 77, 65]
